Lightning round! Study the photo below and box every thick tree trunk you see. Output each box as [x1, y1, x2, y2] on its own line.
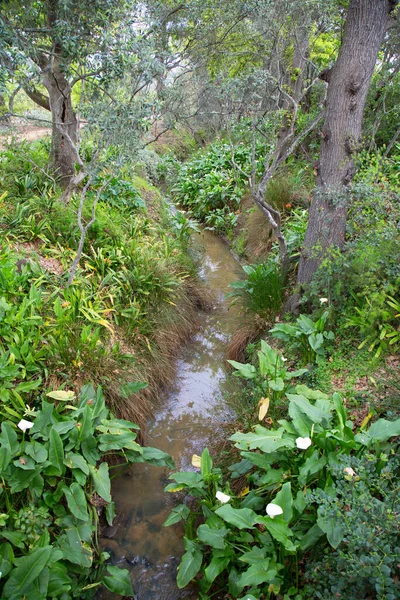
[296, 0, 391, 288]
[42, 59, 79, 187]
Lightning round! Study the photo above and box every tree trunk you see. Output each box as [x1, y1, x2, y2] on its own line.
[296, 0, 391, 288]
[42, 59, 79, 187]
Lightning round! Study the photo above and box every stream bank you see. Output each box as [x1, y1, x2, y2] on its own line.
[99, 228, 243, 599]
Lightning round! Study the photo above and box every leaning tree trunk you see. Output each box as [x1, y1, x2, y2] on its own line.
[42, 58, 79, 187]
[296, 0, 391, 288]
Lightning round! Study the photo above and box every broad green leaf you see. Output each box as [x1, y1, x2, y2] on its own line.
[103, 565, 134, 596]
[269, 377, 284, 391]
[98, 432, 141, 453]
[59, 528, 92, 567]
[227, 360, 257, 379]
[274, 482, 293, 522]
[8, 466, 38, 493]
[230, 426, 294, 453]
[3, 546, 52, 598]
[298, 522, 324, 550]
[317, 513, 345, 549]
[177, 541, 203, 588]
[105, 501, 116, 527]
[298, 451, 327, 486]
[1, 531, 25, 548]
[47, 563, 72, 598]
[0, 446, 11, 472]
[239, 546, 266, 565]
[200, 447, 212, 479]
[205, 554, 230, 583]
[81, 437, 100, 464]
[0, 422, 19, 456]
[287, 394, 331, 424]
[257, 517, 297, 552]
[141, 446, 174, 468]
[215, 505, 256, 530]
[237, 561, 277, 588]
[169, 471, 203, 487]
[288, 401, 312, 437]
[355, 418, 400, 446]
[53, 421, 76, 436]
[64, 452, 89, 475]
[89, 463, 111, 503]
[48, 429, 65, 476]
[163, 504, 190, 527]
[63, 483, 89, 521]
[197, 524, 229, 549]
[25, 442, 48, 464]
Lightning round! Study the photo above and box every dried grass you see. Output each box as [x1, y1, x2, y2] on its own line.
[226, 316, 266, 363]
[244, 207, 273, 262]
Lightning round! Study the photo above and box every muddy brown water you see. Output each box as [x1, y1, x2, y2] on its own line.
[99, 229, 243, 600]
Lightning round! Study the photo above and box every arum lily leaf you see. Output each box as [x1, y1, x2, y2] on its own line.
[204, 554, 230, 583]
[103, 565, 133, 595]
[177, 541, 202, 588]
[237, 561, 277, 588]
[63, 483, 89, 521]
[3, 546, 52, 598]
[89, 463, 111, 503]
[215, 505, 256, 530]
[197, 524, 228, 549]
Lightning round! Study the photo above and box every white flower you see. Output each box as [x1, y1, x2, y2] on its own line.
[343, 467, 356, 477]
[216, 491, 231, 503]
[319, 297, 328, 304]
[296, 436, 312, 450]
[281, 356, 288, 362]
[17, 419, 34, 432]
[266, 503, 283, 519]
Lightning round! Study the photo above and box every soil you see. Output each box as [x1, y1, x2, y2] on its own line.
[0, 120, 51, 148]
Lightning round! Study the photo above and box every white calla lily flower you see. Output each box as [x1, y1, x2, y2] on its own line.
[17, 419, 34, 432]
[296, 436, 312, 450]
[216, 491, 231, 503]
[266, 503, 283, 519]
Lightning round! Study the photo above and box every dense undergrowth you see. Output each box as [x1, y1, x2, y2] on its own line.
[0, 135, 208, 596]
[161, 132, 400, 599]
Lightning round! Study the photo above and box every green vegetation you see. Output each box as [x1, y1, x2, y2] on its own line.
[1, 0, 399, 598]
[0, 384, 173, 599]
[164, 390, 400, 599]
[0, 137, 205, 596]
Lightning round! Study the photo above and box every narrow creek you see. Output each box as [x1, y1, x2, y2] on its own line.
[99, 229, 243, 599]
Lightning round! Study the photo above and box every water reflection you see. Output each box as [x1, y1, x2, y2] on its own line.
[99, 230, 242, 599]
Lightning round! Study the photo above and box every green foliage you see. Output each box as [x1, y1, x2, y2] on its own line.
[164, 387, 400, 598]
[304, 454, 400, 600]
[270, 311, 334, 365]
[0, 384, 173, 599]
[171, 141, 248, 234]
[309, 184, 400, 356]
[228, 261, 284, 321]
[228, 340, 307, 410]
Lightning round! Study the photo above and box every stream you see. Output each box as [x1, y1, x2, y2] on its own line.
[99, 229, 242, 599]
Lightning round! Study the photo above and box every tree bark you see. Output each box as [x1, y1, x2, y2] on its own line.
[296, 0, 391, 288]
[42, 59, 79, 187]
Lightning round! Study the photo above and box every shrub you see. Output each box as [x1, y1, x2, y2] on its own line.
[163, 386, 400, 598]
[228, 340, 307, 414]
[0, 384, 173, 599]
[270, 311, 334, 365]
[303, 454, 400, 600]
[228, 261, 284, 321]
